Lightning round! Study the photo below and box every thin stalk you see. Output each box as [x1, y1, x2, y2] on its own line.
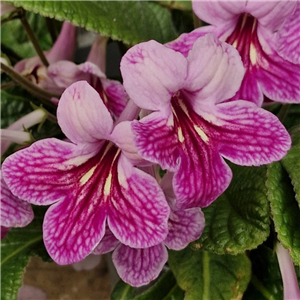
[1, 62, 59, 109]
[19, 8, 49, 67]
[1, 81, 16, 89]
[277, 104, 291, 123]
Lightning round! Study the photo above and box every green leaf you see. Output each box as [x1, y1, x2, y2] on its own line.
[135, 269, 184, 300]
[1, 89, 32, 129]
[157, 1, 192, 10]
[169, 247, 251, 300]
[195, 164, 270, 254]
[111, 280, 136, 300]
[243, 246, 286, 300]
[266, 162, 300, 266]
[281, 127, 300, 205]
[1, 206, 51, 300]
[6, 1, 178, 45]
[1, 11, 52, 59]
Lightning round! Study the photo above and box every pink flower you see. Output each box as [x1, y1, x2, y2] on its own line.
[93, 172, 205, 286]
[2, 81, 170, 265]
[121, 34, 291, 209]
[167, 0, 300, 106]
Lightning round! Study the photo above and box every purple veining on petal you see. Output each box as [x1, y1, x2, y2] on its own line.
[1, 175, 34, 228]
[93, 226, 119, 255]
[107, 154, 170, 248]
[112, 243, 168, 287]
[164, 207, 205, 250]
[276, 2, 300, 65]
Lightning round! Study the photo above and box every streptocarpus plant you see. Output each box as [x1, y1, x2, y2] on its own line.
[1, 1, 300, 299]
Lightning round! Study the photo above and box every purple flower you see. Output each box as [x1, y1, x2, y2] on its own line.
[1, 174, 34, 234]
[93, 172, 205, 287]
[121, 34, 291, 209]
[2, 81, 170, 265]
[167, 1, 300, 106]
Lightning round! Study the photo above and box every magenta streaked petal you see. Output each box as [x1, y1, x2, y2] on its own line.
[174, 150, 232, 209]
[131, 112, 179, 171]
[276, 3, 300, 64]
[57, 81, 113, 145]
[255, 46, 300, 104]
[1, 176, 34, 228]
[215, 101, 291, 165]
[164, 208, 205, 250]
[43, 194, 107, 265]
[107, 155, 170, 248]
[229, 68, 263, 106]
[186, 34, 245, 104]
[112, 243, 168, 287]
[101, 78, 128, 117]
[1, 138, 96, 205]
[93, 226, 119, 255]
[120, 40, 187, 111]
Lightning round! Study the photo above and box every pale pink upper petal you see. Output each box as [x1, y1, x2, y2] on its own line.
[164, 208, 205, 250]
[1, 138, 96, 205]
[57, 81, 113, 145]
[192, 1, 243, 27]
[276, 2, 300, 65]
[1, 175, 34, 228]
[107, 155, 170, 248]
[112, 243, 168, 287]
[120, 40, 187, 111]
[214, 101, 292, 165]
[185, 34, 245, 104]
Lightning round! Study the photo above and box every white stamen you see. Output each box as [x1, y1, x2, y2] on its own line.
[104, 173, 112, 196]
[250, 44, 257, 65]
[80, 166, 97, 185]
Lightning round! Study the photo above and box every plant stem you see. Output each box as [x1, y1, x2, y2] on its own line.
[277, 104, 291, 123]
[18, 8, 49, 67]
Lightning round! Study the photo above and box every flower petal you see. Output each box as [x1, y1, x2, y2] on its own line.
[1, 175, 34, 227]
[214, 101, 291, 165]
[131, 112, 179, 171]
[57, 81, 113, 145]
[276, 3, 300, 64]
[112, 243, 168, 287]
[107, 154, 170, 248]
[164, 208, 205, 250]
[43, 192, 107, 265]
[93, 226, 119, 255]
[185, 34, 245, 104]
[120, 40, 187, 111]
[1, 138, 96, 205]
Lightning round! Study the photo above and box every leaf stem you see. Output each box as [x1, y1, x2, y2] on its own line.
[18, 8, 49, 67]
[1, 62, 59, 109]
[277, 104, 291, 123]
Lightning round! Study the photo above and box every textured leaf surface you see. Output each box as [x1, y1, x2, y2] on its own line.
[1, 207, 50, 300]
[6, 1, 177, 45]
[282, 127, 300, 205]
[111, 270, 184, 300]
[267, 162, 300, 266]
[195, 164, 270, 254]
[1, 11, 52, 59]
[169, 247, 251, 300]
[1, 89, 32, 129]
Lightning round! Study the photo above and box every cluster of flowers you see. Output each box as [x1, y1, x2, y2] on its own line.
[1, 1, 299, 287]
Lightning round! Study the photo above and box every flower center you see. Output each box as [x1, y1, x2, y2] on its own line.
[226, 14, 259, 70]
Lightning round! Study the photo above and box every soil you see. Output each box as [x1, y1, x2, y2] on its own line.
[22, 256, 112, 300]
